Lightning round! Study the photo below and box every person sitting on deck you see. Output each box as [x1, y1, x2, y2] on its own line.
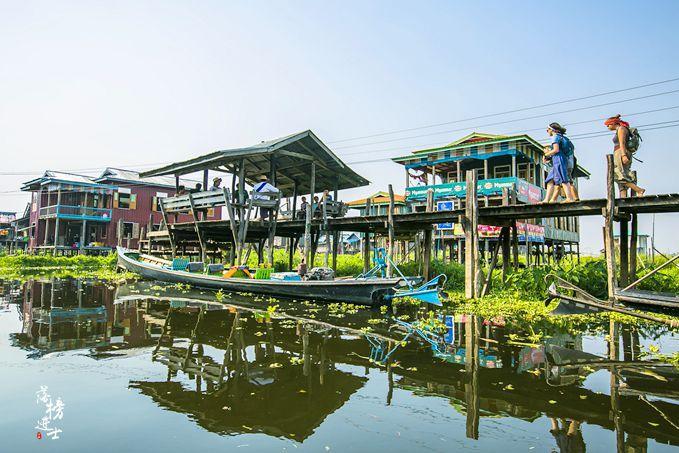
[190, 183, 202, 193]
[177, 185, 188, 195]
[253, 175, 279, 221]
[313, 196, 321, 218]
[210, 177, 222, 191]
[322, 189, 333, 202]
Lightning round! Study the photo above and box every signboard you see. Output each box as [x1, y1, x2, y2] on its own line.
[516, 180, 544, 204]
[406, 177, 518, 201]
[517, 222, 545, 243]
[435, 200, 454, 230]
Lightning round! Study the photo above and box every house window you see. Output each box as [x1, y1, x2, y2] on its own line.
[477, 168, 485, 180]
[494, 165, 511, 179]
[114, 190, 137, 210]
[518, 163, 531, 181]
[446, 170, 459, 183]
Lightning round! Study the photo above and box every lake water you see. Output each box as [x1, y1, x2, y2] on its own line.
[1, 278, 678, 452]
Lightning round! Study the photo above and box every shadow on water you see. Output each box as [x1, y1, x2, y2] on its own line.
[2, 277, 678, 450]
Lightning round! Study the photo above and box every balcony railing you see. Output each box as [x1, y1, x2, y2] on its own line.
[405, 177, 544, 204]
[39, 205, 112, 221]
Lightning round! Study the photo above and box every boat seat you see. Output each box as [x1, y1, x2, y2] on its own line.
[206, 263, 224, 274]
[171, 258, 190, 271]
[186, 262, 204, 272]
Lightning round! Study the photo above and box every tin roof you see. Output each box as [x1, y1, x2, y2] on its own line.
[140, 130, 369, 196]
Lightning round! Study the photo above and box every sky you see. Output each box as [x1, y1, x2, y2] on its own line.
[1, 0, 679, 254]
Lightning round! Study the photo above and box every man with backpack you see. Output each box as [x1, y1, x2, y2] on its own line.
[604, 115, 646, 198]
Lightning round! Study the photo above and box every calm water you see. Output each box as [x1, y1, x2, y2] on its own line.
[1, 278, 678, 452]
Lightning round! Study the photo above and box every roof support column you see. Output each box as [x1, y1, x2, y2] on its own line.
[304, 162, 315, 267]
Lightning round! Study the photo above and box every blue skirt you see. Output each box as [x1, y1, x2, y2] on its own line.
[546, 153, 570, 185]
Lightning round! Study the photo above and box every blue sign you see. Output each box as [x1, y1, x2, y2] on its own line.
[436, 201, 454, 230]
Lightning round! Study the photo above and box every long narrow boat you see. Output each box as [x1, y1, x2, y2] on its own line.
[117, 248, 406, 305]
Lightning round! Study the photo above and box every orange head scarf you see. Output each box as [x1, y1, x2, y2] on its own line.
[604, 114, 630, 128]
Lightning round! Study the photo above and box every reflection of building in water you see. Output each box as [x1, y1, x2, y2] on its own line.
[10, 279, 161, 357]
[131, 302, 367, 441]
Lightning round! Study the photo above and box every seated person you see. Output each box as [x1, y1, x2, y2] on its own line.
[253, 175, 279, 221]
[297, 258, 308, 279]
[299, 196, 308, 219]
[210, 177, 222, 191]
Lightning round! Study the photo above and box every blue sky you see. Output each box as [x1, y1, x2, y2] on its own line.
[1, 0, 678, 253]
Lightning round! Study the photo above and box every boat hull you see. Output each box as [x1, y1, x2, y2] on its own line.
[117, 249, 403, 305]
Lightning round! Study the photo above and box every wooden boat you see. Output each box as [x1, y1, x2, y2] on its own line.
[547, 275, 679, 327]
[116, 248, 407, 305]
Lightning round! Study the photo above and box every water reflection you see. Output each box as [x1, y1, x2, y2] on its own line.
[3, 278, 679, 450]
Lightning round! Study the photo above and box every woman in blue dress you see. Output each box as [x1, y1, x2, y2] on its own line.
[542, 122, 576, 203]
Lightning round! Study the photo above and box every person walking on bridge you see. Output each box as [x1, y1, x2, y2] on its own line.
[605, 114, 645, 198]
[542, 122, 576, 203]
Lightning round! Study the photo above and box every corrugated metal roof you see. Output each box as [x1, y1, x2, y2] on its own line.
[21, 170, 115, 191]
[139, 130, 369, 196]
[95, 168, 197, 188]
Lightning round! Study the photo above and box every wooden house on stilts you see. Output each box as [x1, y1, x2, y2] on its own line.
[140, 130, 369, 270]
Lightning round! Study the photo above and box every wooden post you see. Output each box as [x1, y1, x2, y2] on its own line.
[52, 188, 62, 256]
[619, 217, 629, 287]
[481, 227, 506, 297]
[423, 189, 434, 281]
[304, 162, 315, 266]
[464, 170, 479, 299]
[288, 236, 295, 271]
[501, 225, 510, 281]
[323, 197, 329, 267]
[604, 154, 618, 301]
[511, 221, 519, 270]
[630, 213, 638, 281]
[188, 193, 207, 263]
[362, 197, 372, 274]
[116, 218, 124, 247]
[79, 219, 86, 254]
[465, 315, 480, 440]
[387, 184, 395, 278]
[332, 185, 339, 272]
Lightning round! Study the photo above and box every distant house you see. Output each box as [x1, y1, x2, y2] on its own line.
[346, 191, 409, 216]
[21, 169, 221, 254]
[0, 211, 17, 251]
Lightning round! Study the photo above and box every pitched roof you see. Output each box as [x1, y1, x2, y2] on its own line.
[393, 132, 545, 163]
[21, 171, 116, 192]
[95, 168, 197, 189]
[139, 130, 369, 196]
[347, 191, 406, 207]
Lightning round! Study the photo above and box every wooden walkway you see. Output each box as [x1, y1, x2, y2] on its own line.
[163, 193, 679, 238]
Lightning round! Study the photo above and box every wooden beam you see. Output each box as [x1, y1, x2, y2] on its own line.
[630, 213, 638, 281]
[619, 217, 629, 287]
[481, 227, 506, 297]
[275, 149, 314, 160]
[423, 189, 434, 281]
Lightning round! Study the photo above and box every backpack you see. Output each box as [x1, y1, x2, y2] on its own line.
[562, 135, 575, 157]
[626, 127, 642, 153]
